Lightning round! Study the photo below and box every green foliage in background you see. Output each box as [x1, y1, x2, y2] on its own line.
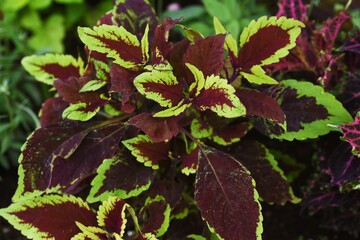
[0, 0, 113, 173]
[162, 0, 268, 38]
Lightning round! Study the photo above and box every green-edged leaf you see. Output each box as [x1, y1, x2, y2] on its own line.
[180, 148, 199, 176]
[97, 196, 127, 236]
[0, 194, 97, 240]
[268, 80, 353, 140]
[194, 146, 263, 240]
[186, 234, 207, 240]
[240, 65, 278, 85]
[213, 16, 238, 56]
[78, 25, 144, 69]
[79, 80, 107, 93]
[190, 119, 213, 139]
[238, 16, 305, 71]
[177, 24, 204, 43]
[62, 103, 100, 121]
[14, 122, 127, 201]
[187, 64, 246, 118]
[88, 153, 156, 203]
[72, 223, 109, 240]
[133, 66, 185, 108]
[232, 140, 300, 205]
[122, 135, 170, 170]
[21, 54, 84, 85]
[212, 122, 252, 146]
[139, 195, 171, 237]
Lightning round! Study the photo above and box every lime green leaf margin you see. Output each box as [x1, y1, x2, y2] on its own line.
[273, 80, 353, 140]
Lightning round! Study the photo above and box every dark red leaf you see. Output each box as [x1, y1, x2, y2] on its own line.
[122, 135, 170, 170]
[152, 17, 181, 62]
[180, 148, 199, 175]
[15, 122, 127, 199]
[212, 122, 252, 145]
[194, 146, 262, 240]
[231, 140, 299, 205]
[236, 88, 285, 124]
[54, 76, 108, 108]
[88, 152, 156, 202]
[1, 195, 97, 240]
[50, 123, 127, 194]
[110, 64, 137, 93]
[266, 84, 328, 132]
[129, 113, 180, 142]
[183, 35, 226, 77]
[40, 97, 69, 127]
[98, 197, 127, 234]
[139, 196, 170, 237]
[238, 25, 291, 72]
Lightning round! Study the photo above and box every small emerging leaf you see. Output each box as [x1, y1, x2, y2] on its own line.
[122, 135, 170, 170]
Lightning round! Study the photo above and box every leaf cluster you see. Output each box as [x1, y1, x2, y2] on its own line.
[0, 0, 359, 239]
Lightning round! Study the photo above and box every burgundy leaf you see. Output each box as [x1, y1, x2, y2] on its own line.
[147, 181, 186, 209]
[15, 121, 127, 199]
[97, 197, 127, 234]
[180, 148, 199, 175]
[54, 76, 107, 108]
[194, 146, 262, 240]
[152, 17, 181, 62]
[237, 25, 291, 72]
[0, 195, 97, 240]
[110, 64, 137, 93]
[50, 123, 127, 194]
[183, 35, 226, 77]
[167, 39, 191, 80]
[276, 0, 307, 21]
[236, 88, 285, 124]
[139, 195, 171, 237]
[212, 122, 252, 145]
[40, 97, 69, 127]
[231, 140, 299, 205]
[129, 113, 180, 142]
[97, 11, 114, 26]
[122, 135, 170, 170]
[88, 152, 156, 202]
[266, 84, 328, 132]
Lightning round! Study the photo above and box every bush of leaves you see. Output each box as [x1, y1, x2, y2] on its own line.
[0, 0, 359, 239]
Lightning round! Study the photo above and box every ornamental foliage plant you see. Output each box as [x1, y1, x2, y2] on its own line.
[0, 0, 359, 239]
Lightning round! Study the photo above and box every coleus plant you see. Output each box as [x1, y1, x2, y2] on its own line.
[0, 0, 355, 239]
[272, 0, 360, 236]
